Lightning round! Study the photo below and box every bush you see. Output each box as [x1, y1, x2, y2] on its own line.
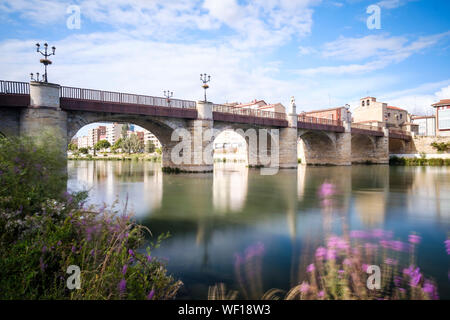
[0, 135, 182, 299]
[210, 230, 440, 300]
[430, 142, 450, 152]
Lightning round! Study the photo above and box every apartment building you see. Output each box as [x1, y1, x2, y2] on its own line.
[432, 99, 450, 136]
[302, 106, 352, 123]
[226, 100, 286, 113]
[352, 97, 416, 132]
[411, 115, 436, 136]
[106, 123, 123, 146]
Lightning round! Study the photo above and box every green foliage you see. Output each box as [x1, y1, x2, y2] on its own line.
[390, 156, 449, 166]
[94, 139, 111, 151]
[79, 147, 89, 155]
[145, 141, 155, 153]
[68, 143, 78, 151]
[0, 133, 68, 215]
[111, 138, 123, 152]
[430, 141, 450, 152]
[155, 147, 162, 155]
[121, 134, 144, 154]
[0, 136, 182, 300]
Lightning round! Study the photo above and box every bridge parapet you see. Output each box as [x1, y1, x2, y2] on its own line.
[351, 123, 384, 136]
[0, 80, 29, 94]
[60, 86, 196, 109]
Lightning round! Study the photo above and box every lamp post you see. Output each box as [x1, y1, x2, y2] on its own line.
[35, 42, 56, 83]
[200, 73, 210, 102]
[164, 90, 173, 106]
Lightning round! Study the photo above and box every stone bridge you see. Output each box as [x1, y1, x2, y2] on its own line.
[0, 80, 412, 172]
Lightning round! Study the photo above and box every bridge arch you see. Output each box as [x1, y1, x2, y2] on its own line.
[213, 122, 280, 167]
[298, 130, 337, 165]
[351, 134, 377, 163]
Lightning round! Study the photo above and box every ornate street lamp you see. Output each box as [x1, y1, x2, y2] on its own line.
[35, 42, 56, 83]
[200, 73, 211, 102]
[164, 90, 173, 105]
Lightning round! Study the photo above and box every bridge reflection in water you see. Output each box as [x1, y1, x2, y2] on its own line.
[67, 160, 450, 299]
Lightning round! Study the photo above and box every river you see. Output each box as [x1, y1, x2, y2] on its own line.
[67, 161, 450, 299]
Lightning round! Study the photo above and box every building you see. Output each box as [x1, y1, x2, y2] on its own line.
[302, 106, 351, 123]
[77, 136, 89, 149]
[432, 99, 450, 136]
[106, 123, 123, 145]
[144, 130, 161, 149]
[88, 125, 106, 147]
[411, 115, 436, 136]
[228, 99, 286, 113]
[352, 97, 417, 132]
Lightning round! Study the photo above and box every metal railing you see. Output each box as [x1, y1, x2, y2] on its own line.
[297, 114, 343, 127]
[213, 104, 286, 120]
[60, 86, 196, 109]
[0, 80, 29, 94]
[389, 128, 411, 136]
[351, 123, 383, 132]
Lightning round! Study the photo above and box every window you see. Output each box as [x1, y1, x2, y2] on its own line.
[367, 100, 370, 106]
[400, 114, 403, 119]
[362, 101, 365, 106]
[438, 109, 450, 130]
[388, 113, 391, 117]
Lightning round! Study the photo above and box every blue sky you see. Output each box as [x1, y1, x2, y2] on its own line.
[1, 0, 449, 137]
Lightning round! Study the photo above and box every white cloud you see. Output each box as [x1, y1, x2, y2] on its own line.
[295, 32, 450, 76]
[376, 0, 416, 9]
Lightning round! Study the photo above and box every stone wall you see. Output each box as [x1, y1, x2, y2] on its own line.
[0, 107, 21, 136]
[403, 136, 450, 154]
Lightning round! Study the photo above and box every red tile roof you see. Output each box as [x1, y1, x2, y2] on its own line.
[387, 106, 406, 111]
[432, 99, 450, 107]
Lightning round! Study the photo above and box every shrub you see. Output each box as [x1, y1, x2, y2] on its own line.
[430, 142, 450, 152]
[0, 135, 182, 299]
[210, 230, 440, 300]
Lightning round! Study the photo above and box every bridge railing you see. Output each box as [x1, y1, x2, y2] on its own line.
[60, 86, 196, 109]
[351, 123, 383, 132]
[213, 104, 286, 120]
[297, 114, 343, 127]
[0, 80, 30, 94]
[389, 128, 411, 136]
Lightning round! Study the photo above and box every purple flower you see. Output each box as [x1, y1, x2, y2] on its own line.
[42, 245, 47, 253]
[71, 246, 76, 253]
[128, 249, 134, 256]
[362, 264, 369, 272]
[350, 230, 369, 239]
[307, 264, 315, 273]
[315, 247, 327, 259]
[90, 249, 95, 257]
[245, 242, 265, 260]
[326, 249, 336, 260]
[39, 257, 47, 272]
[408, 234, 421, 245]
[146, 290, 155, 300]
[343, 258, 352, 266]
[57, 240, 62, 246]
[146, 255, 152, 263]
[423, 281, 439, 300]
[299, 282, 310, 293]
[118, 279, 127, 295]
[404, 266, 422, 287]
[122, 265, 128, 275]
[385, 258, 398, 266]
[394, 276, 402, 287]
[318, 290, 325, 298]
[390, 240, 405, 252]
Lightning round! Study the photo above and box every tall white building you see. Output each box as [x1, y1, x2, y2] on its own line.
[78, 136, 90, 149]
[106, 123, 123, 146]
[144, 130, 161, 149]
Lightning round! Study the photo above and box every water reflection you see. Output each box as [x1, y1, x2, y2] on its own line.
[67, 161, 450, 299]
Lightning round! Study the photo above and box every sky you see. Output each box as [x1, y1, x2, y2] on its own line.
[1, 0, 449, 137]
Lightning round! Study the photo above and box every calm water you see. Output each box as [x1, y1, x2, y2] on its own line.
[68, 161, 450, 299]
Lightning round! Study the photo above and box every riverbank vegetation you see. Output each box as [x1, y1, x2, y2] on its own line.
[390, 155, 450, 166]
[0, 134, 181, 299]
[209, 230, 441, 300]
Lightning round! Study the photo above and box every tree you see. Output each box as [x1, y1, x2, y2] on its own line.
[111, 138, 123, 153]
[68, 143, 78, 151]
[121, 123, 129, 138]
[79, 147, 89, 154]
[145, 141, 155, 153]
[121, 134, 144, 154]
[94, 139, 111, 151]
